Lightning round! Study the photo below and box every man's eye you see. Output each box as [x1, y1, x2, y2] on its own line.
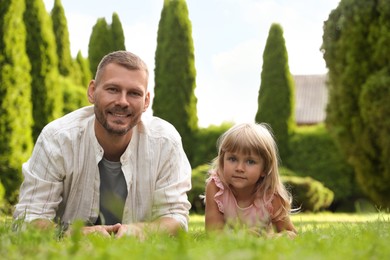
[107, 88, 118, 93]
[129, 92, 142, 97]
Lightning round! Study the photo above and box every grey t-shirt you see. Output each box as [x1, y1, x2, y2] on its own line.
[97, 157, 128, 225]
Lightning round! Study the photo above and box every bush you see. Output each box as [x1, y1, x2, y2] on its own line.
[191, 122, 233, 168]
[285, 124, 362, 209]
[282, 175, 334, 212]
[190, 164, 209, 214]
[60, 76, 89, 115]
[0, 180, 11, 215]
[0, 181, 4, 209]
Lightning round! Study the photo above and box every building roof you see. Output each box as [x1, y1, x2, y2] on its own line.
[294, 74, 328, 125]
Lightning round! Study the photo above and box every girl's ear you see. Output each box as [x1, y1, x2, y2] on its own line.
[260, 168, 269, 178]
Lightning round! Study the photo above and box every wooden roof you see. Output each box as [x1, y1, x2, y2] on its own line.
[294, 74, 328, 125]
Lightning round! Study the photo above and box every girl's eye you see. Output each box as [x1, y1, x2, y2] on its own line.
[227, 156, 237, 162]
[247, 159, 256, 165]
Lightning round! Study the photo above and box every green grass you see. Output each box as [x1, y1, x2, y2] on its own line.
[1, 213, 390, 259]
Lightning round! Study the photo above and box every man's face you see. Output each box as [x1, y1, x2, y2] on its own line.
[88, 63, 150, 136]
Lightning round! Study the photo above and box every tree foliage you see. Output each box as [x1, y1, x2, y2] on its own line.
[0, 0, 33, 203]
[61, 76, 90, 115]
[74, 50, 92, 88]
[285, 124, 360, 210]
[322, 0, 390, 207]
[50, 0, 91, 116]
[24, 0, 62, 141]
[111, 12, 126, 51]
[50, 0, 72, 76]
[88, 13, 126, 77]
[153, 0, 198, 162]
[88, 18, 111, 77]
[255, 23, 295, 161]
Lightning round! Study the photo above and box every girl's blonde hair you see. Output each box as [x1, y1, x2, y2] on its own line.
[210, 123, 292, 220]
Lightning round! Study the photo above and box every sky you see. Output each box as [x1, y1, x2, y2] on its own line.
[43, 0, 340, 127]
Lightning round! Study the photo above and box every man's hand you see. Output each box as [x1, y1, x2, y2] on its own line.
[115, 217, 182, 239]
[115, 223, 145, 240]
[62, 217, 182, 239]
[80, 223, 121, 237]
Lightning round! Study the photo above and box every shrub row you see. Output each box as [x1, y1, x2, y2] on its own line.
[285, 124, 363, 210]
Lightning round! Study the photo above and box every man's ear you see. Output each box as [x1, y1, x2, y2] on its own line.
[87, 80, 95, 104]
[143, 92, 151, 112]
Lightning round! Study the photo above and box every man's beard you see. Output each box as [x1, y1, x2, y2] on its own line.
[94, 105, 133, 136]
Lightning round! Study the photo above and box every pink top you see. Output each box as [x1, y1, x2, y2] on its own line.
[209, 175, 274, 231]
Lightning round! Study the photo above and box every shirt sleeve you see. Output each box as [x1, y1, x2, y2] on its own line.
[151, 139, 192, 231]
[13, 133, 65, 222]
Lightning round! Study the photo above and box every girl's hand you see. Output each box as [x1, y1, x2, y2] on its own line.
[267, 230, 297, 239]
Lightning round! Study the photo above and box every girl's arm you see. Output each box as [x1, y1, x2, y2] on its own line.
[271, 195, 297, 238]
[204, 180, 225, 231]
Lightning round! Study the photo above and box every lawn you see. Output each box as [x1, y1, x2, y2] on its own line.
[1, 213, 389, 259]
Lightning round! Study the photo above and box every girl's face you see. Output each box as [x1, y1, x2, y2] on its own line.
[222, 151, 265, 193]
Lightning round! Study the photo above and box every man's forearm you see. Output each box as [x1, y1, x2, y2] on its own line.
[149, 216, 183, 235]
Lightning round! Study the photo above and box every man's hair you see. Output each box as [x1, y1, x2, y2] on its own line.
[94, 50, 149, 84]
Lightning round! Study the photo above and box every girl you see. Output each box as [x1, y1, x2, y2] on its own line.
[205, 123, 297, 238]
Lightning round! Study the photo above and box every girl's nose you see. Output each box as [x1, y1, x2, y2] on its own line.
[235, 161, 245, 172]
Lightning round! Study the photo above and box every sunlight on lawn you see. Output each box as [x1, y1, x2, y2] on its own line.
[189, 212, 390, 233]
[1, 212, 389, 259]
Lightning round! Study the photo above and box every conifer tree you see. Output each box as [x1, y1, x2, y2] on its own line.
[75, 51, 92, 88]
[322, 0, 390, 207]
[88, 14, 126, 77]
[153, 0, 198, 162]
[0, 0, 34, 203]
[51, 0, 72, 76]
[24, 0, 62, 141]
[88, 18, 112, 77]
[111, 12, 126, 51]
[255, 23, 295, 161]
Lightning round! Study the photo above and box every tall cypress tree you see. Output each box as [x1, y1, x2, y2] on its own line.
[88, 14, 126, 77]
[255, 23, 295, 161]
[74, 50, 92, 88]
[0, 0, 33, 203]
[153, 0, 198, 162]
[51, 0, 72, 76]
[111, 12, 126, 51]
[88, 18, 112, 77]
[322, 0, 390, 207]
[24, 0, 62, 141]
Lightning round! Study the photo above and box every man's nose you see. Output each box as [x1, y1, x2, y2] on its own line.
[116, 92, 129, 106]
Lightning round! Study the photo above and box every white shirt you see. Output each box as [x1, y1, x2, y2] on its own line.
[14, 106, 192, 230]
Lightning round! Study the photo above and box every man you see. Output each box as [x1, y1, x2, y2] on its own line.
[14, 51, 192, 238]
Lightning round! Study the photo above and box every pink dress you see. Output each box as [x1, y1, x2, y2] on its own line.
[209, 175, 274, 231]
